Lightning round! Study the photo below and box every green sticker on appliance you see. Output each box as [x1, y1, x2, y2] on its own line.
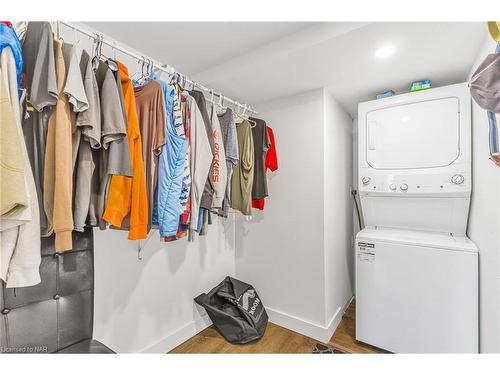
[410, 79, 432, 92]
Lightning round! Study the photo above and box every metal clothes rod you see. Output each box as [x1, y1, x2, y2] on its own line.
[57, 21, 257, 116]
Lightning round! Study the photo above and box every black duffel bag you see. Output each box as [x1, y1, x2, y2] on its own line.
[194, 276, 268, 344]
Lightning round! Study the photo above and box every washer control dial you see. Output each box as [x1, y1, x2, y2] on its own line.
[389, 183, 397, 191]
[451, 174, 465, 185]
[362, 177, 371, 185]
[400, 183, 408, 191]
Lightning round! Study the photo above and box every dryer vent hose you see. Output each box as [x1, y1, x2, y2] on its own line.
[351, 189, 364, 230]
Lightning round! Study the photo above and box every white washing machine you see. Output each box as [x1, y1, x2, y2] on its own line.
[356, 82, 478, 353]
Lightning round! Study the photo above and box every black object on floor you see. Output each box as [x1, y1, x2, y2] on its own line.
[195, 276, 268, 344]
[312, 343, 345, 354]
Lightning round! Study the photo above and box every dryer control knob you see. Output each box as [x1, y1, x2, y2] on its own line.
[362, 177, 371, 185]
[389, 183, 397, 191]
[400, 183, 408, 191]
[451, 174, 465, 185]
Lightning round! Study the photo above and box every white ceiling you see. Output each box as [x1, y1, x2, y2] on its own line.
[85, 22, 311, 74]
[87, 22, 487, 117]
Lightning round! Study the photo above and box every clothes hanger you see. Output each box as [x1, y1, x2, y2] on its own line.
[209, 89, 217, 117]
[146, 58, 153, 80]
[137, 58, 150, 85]
[91, 35, 117, 72]
[169, 73, 182, 97]
[209, 89, 216, 108]
[105, 43, 119, 72]
[73, 27, 81, 58]
[233, 102, 243, 124]
[130, 56, 146, 84]
[166, 65, 177, 85]
[55, 21, 64, 44]
[91, 33, 101, 71]
[242, 104, 257, 127]
[105, 48, 119, 72]
[54, 21, 61, 40]
[176, 73, 185, 89]
[216, 94, 227, 116]
[147, 58, 153, 79]
[241, 105, 256, 127]
[248, 114, 257, 128]
[129, 57, 142, 81]
[173, 73, 186, 94]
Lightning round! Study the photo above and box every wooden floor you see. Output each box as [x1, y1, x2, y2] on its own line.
[169, 300, 384, 354]
[170, 322, 319, 353]
[328, 300, 383, 353]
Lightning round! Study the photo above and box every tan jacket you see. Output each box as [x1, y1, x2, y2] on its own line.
[44, 40, 74, 252]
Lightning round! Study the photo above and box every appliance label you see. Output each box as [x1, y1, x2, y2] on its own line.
[358, 242, 375, 262]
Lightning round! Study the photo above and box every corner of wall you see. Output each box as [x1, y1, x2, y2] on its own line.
[321, 89, 355, 337]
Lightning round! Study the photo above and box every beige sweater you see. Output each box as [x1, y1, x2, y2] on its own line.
[0, 68, 27, 217]
[0, 47, 41, 288]
[44, 39, 74, 252]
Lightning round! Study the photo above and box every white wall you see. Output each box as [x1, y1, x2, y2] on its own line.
[93, 217, 235, 353]
[235, 89, 326, 327]
[55, 28, 238, 354]
[235, 89, 354, 342]
[323, 90, 354, 334]
[467, 36, 500, 353]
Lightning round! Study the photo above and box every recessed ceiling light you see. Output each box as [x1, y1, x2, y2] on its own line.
[375, 44, 396, 59]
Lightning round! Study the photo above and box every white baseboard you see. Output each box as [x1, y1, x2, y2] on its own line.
[266, 307, 339, 343]
[139, 313, 212, 353]
[267, 296, 354, 344]
[327, 295, 354, 340]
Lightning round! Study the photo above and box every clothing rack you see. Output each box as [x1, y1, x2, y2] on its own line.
[56, 21, 257, 116]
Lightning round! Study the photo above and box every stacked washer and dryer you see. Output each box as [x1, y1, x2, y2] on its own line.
[356, 82, 479, 353]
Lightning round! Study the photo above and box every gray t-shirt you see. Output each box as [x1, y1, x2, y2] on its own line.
[95, 60, 130, 229]
[76, 50, 101, 148]
[62, 43, 89, 169]
[107, 60, 132, 177]
[62, 43, 89, 113]
[22, 21, 58, 236]
[250, 117, 270, 200]
[218, 108, 239, 216]
[73, 50, 101, 232]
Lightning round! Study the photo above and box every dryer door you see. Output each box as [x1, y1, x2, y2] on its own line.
[366, 97, 460, 169]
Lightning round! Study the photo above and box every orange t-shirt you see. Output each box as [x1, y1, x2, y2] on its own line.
[103, 62, 148, 239]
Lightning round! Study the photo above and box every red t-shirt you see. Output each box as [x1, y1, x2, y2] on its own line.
[252, 126, 278, 210]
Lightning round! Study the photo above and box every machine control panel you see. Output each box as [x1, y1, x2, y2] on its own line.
[359, 169, 470, 195]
